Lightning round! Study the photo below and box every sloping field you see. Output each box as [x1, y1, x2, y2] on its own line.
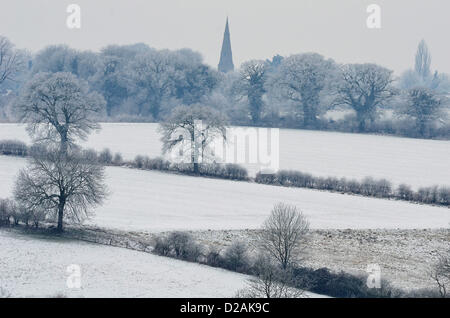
[0, 156, 448, 232]
[1, 123, 449, 188]
[0, 230, 248, 297]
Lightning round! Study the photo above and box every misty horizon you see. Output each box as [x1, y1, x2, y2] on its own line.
[1, 0, 449, 75]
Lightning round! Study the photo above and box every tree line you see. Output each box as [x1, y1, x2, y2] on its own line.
[0, 35, 449, 138]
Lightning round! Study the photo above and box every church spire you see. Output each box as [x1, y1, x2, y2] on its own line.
[218, 17, 234, 73]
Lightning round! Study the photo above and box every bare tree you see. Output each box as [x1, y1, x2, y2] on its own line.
[238, 60, 266, 123]
[14, 148, 108, 232]
[159, 104, 227, 173]
[430, 252, 450, 298]
[0, 36, 25, 87]
[258, 203, 309, 269]
[335, 63, 396, 132]
[0, 198, 14, 226]
[236, 254, 305, 298]
[17, 72, 106, 154]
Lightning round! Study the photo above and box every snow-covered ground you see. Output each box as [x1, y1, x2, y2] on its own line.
[1, 123, 449, 188]
[0, 230, 248, 298]
[1, 156, 448, 232]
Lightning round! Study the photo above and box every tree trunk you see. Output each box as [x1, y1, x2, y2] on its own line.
[303, 104, 316, 128]
[418, 119, 426, 137]
[60, 130, 69, 155]
[191, 132, 199, 174]
[57, 200, 65, 233]
[357, 112, 366, 132]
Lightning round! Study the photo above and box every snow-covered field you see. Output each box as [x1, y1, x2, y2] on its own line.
[0, 230, 248, 298]
[1, 156, 448, 232]
[1, 123, 449, 188]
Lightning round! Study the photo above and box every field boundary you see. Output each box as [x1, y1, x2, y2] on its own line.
[0, 225, 443, 298]
[1, 139, 449, 208]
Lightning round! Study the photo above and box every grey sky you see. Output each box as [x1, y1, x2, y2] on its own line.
[1, 0, 449, 75]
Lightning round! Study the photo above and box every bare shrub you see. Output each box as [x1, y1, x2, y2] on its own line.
[205, 247, 223, 267]
[153, 232, 203, 262]
[167, 232, 203, 261]
[98, 148, 113, 164]
[18, 205, 33, 227]
[255, 172, 277, 185]
[9, 201, 20, 225]
[430, 253, 450, 298]
[223, 164, 248, 180]
[258, 203, 309, 269]
[145, 157, 171, 171]
[222, 241, 250, 273]
[167, 232, 192, 258]
[396, 184, 414, 201]
[153, 236, 171, 256]
[30, 207, 47, 228]
[82, 149, 98, 163]
[237, 254, 305, 298]
[0, 140, 28, 157]
[134, 155, 145, 169]
[113, 152, 123, 165]
[375, 179, 392, 197]
[0, 198, 14, 226]
[438, 187, 450, 205]
[0, 287, 10, 298]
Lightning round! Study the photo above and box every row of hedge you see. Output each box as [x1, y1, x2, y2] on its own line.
[152, 231, 440, 298]
[1, 139, 448, 206]
[0, 140, 28, 157]
[255, 171, 450, 206]
[0, 140, 249, 181]
[133, 154, 249, 180]
[0, 198, 46, 228]
[154, 232, 252, 274]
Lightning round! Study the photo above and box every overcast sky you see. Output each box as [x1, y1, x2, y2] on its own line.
[1, 0, 449, 75]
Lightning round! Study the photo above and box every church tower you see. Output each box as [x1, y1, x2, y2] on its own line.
[218, 17, 234, 73]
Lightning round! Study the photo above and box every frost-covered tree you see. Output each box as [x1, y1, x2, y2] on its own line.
[92, 54, 129, 116]
[237, 60, 267, 123]
[93, 44, 153, 116]
[335, 63, 396, 132]
[0, 36, 25, 87]
[405, 87, 444, 136]
[17, 72, 106, 154]
[415, 40, 432, 81]
[127, 49, 218, 119]
[14, 148, 107, 232]
[270, 53, 337, 127]
[32, 45, 100, 81]
[159, 104, 227, 173]
[399, 40, 450, 93]
[171, 49, 219, 106]
[127, 51, 175, 119]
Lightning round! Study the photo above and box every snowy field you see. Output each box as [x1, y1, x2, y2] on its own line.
[1, 156, 448, 232]
[0, 230, 248, 298]
[0, 123, 449, 188]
